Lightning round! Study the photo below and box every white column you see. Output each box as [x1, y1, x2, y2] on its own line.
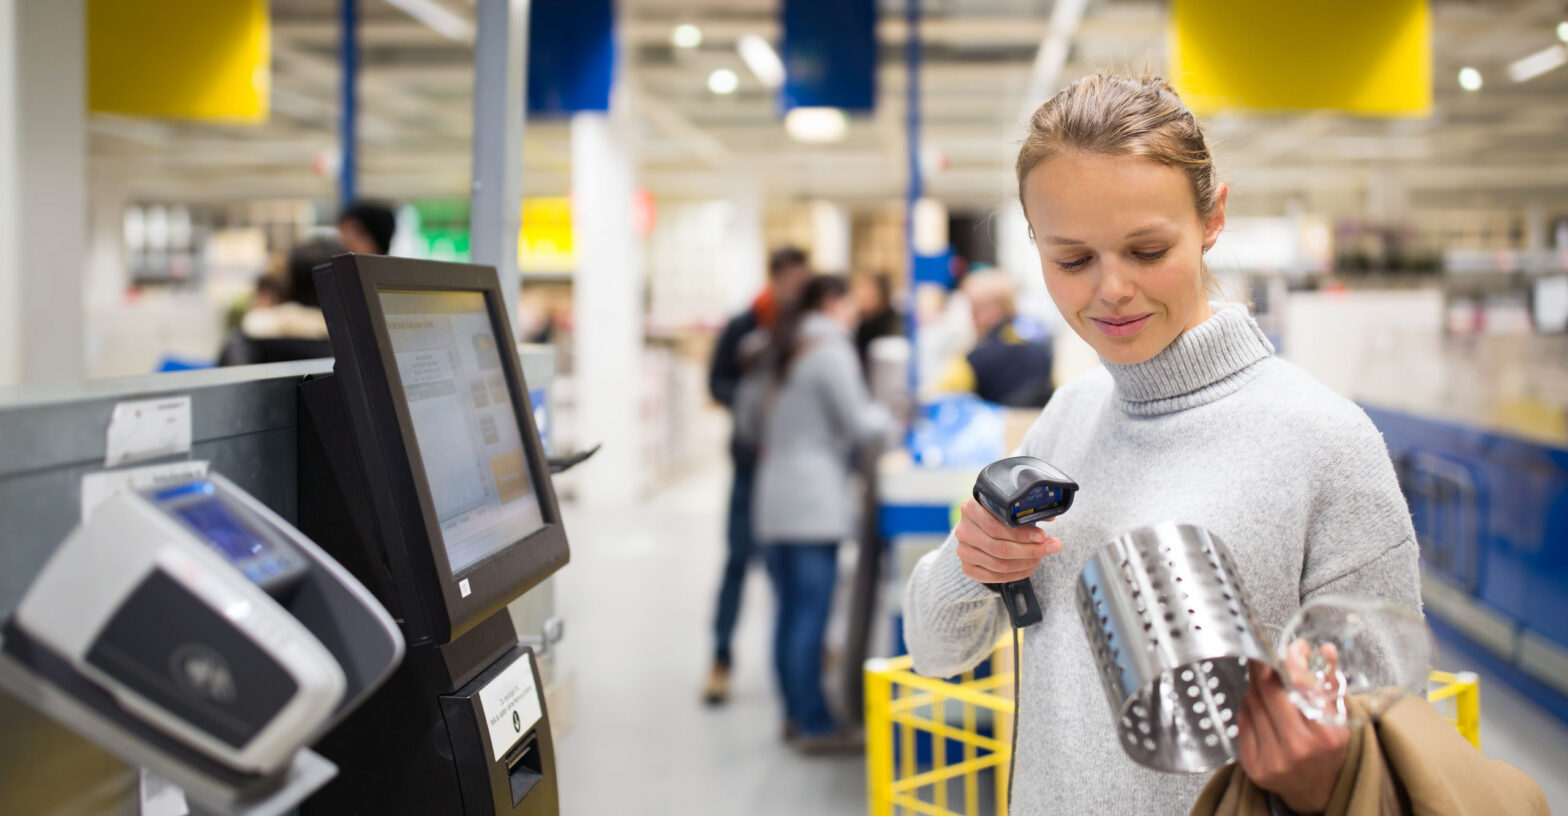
[570, 110, 643, 503]
[810, 199, 851, 273]
[720, 177, 764, 312]
[2, 0, 86, 384]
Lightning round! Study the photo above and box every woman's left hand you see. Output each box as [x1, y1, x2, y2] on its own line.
[1236, 650, 1350, 815]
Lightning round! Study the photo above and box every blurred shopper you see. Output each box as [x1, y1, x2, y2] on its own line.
[929, 270, 1055, 407]
[851, 272, 903, 372]
[338, 201, 397, 255]
[702, 247, 812, 705]
[904, 72, 1423, 814]
[739, 275, 892, 752]
[217, 239, 339, 366]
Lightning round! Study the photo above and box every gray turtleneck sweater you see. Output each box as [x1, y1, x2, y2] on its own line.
[903, 303, 1422, 814]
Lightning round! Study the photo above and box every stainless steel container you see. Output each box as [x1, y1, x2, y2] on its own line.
[1075, 522, 1272, 774]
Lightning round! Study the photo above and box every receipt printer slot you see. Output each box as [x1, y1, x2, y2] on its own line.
[505, 733, 542, 805]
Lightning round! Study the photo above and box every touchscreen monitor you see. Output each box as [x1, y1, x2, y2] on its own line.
[378, 290, 547, 575]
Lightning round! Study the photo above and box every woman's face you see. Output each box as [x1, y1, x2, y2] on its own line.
[1022, 150, 1227, 366]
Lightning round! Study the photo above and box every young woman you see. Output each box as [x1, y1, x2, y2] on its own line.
[741, 275, 892, 752]
[904, 74, 1421, 813]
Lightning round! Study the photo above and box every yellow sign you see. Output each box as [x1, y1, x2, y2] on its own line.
[518, 198, 575, 273]
[1170, 0, 1430, 117]
[89, 0, 270, 123]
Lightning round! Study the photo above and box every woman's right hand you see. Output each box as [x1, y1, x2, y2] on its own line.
[954, 497, 1062, 584]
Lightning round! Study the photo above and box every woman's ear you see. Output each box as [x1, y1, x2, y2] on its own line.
[1202, 183, 1229, 252]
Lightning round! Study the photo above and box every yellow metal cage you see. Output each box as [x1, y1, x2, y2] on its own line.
[865, 640, 1482, 816]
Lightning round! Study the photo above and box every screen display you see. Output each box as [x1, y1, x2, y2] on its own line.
[158, 484, 273, 564]
[379, 290, 546, 575]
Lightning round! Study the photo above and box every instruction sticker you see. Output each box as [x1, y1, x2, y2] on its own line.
[105, 396, 192, 467]
[459, 578, 472, 598]
[81, 461, 210, 520]
[477, 651, 541, 762]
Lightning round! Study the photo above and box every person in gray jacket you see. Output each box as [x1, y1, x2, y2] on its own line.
[738, 275, 892, 753]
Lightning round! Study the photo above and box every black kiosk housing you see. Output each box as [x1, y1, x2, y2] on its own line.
[298, 254, 568, 815]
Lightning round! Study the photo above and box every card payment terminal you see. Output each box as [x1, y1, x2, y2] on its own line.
[7, 474, 391, 778]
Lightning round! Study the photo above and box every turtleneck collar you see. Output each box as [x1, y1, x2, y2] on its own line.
[1101, 302, 1274, 416]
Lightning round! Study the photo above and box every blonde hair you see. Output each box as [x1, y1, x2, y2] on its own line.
[1016, 71, 1225, 297]
[1016, 72, 1219, 221]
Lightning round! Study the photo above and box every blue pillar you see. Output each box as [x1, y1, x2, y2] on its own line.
[339, 0, 358, 210]
[904, 0, 922, 399]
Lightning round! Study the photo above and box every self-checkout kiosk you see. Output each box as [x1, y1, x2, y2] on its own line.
[297, 254, 568, 815]
[0, 472, 406, 813]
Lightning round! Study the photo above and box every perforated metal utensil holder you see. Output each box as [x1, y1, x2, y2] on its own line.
[1076, 522, 1272, 774]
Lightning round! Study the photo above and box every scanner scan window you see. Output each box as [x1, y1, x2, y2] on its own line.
[379, 290, 546, 575]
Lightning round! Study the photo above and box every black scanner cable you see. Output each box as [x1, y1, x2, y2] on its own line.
[972, 456, 1078, 812]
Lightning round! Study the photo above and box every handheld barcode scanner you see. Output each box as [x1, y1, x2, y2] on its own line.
[973, 456, 1078, 628]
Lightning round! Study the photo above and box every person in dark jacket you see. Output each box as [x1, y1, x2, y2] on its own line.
[338, 201, 396, 255]
[851, 271, 903, 374]
[702, 246, 811, 705]
[217, 239, 340, 366]
[929, 270, 1054, 407]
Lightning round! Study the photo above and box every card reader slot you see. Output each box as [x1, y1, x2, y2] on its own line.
[504, 731, 543, 805]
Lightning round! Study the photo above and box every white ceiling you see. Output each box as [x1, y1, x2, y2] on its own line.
[89, 0, 1568, 222]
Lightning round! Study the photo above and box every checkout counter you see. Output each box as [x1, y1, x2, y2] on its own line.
[0, 255, 570, 815]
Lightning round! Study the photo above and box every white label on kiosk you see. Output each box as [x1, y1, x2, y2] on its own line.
[105, 396, 192, 467]
[459, 578, 472, 598]
[478, 652, 541, 762]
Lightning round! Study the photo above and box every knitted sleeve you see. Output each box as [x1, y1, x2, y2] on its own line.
[903, 533, 1009, 678]
[1300, 405, 1422, 612]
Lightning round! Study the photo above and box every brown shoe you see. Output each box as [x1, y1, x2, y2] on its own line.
[791, 729, 864, 755]
[702, 663, 730, 706]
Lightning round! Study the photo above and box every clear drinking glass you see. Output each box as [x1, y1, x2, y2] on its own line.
[1273, 594, 1433, 727]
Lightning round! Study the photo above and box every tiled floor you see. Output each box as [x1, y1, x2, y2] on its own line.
[551, 456, 1568, 815]
[551, 460, 864, 816]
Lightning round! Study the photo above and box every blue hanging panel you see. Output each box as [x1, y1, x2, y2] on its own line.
[528, 0, 615, 115]
[780, 0, 876, 112]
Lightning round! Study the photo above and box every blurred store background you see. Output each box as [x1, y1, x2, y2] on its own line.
[2, 0, 1567, 813]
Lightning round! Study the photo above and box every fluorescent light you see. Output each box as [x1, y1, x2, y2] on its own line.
[707, 68, 739, 95]
[1458, 66, 1483, 92]
[1508, 44, 1568, 83]
[1558, 21, 1568, 43]
[672, 24, 702, 49]
[385, 0, 473, 43]
[737, 34, 785, 89]
[785, 107, 847, 144]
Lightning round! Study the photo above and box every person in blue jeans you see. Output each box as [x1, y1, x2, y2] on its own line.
[703, 248, 811, 705]
[737, 276, 891, 752]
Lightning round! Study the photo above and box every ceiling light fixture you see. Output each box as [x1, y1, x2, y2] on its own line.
[1558, 21, 1568, 43]
[1508, 44, 1568, 82]
[384, 0, 473, 43]
[738, 34, 785, 89]
[785, 107, 848, 143]
[1458, 66, 1483, 91]
[708, 68, 739, 95]
[672, 23, 703, 49]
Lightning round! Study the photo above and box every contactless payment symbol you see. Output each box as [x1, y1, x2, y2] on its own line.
[512, 710, 522, 732]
